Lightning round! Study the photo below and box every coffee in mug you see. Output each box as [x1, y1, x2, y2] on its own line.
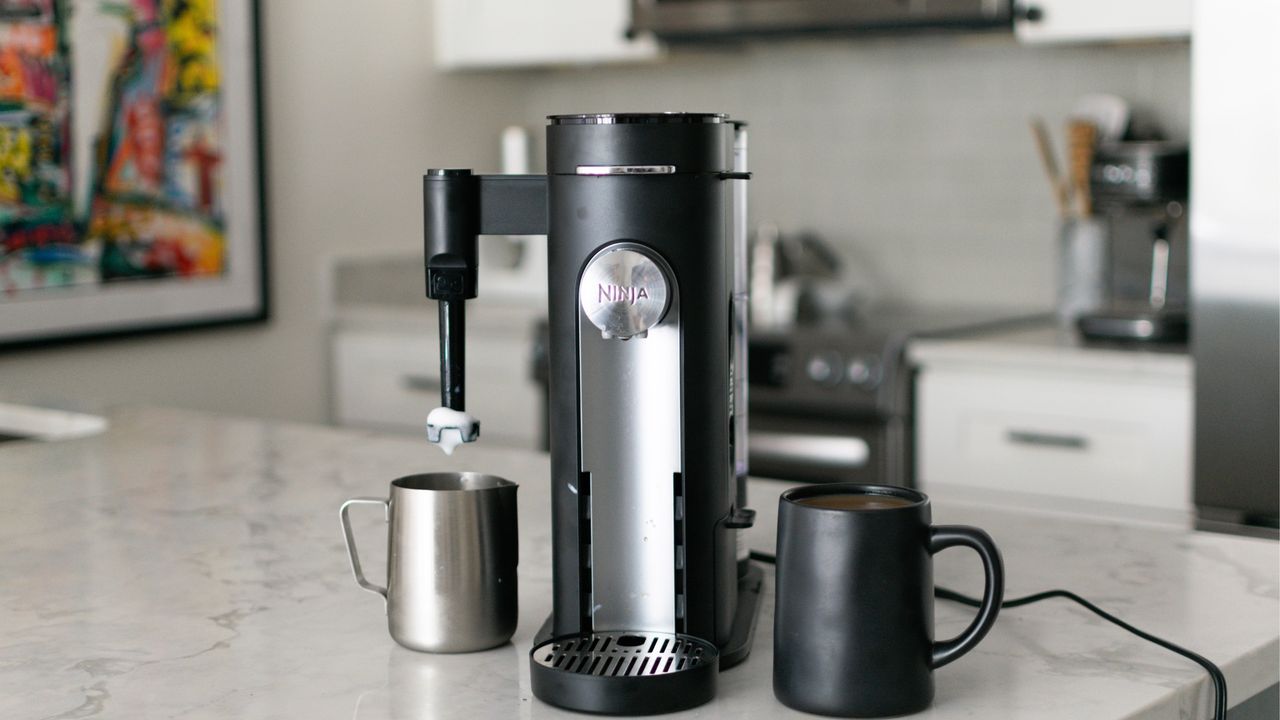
[795, 493, 915, 511]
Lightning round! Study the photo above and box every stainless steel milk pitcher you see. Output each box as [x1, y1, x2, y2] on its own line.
[340, 472, 518, 653]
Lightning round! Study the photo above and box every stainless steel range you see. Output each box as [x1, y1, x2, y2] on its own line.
[736, 307, 1043, 559]
[746, 308, 1044, 488]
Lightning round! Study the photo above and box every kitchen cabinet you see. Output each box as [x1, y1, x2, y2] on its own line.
[433, 0, 659, 70]
[1014, 0, 1191, 44]
[910, 326, 1192, 516]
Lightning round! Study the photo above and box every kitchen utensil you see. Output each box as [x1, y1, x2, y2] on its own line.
[1066, 120, 1098, 218]
[421, 113, 762, 714]
[749, 225, 849, 328]
[1056, 216, 1108, 325]
[1071, 93, 1130, 143]
[749, 223, 781, 327]
[1029, 116, 1070, 217]
[773, 483, 1003, 717]
[339, 472, 518, 653]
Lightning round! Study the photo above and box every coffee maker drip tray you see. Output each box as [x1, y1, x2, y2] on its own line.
[530, 631, 718, 714]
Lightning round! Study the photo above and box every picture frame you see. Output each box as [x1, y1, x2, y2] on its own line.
[0, 0, 267, 348]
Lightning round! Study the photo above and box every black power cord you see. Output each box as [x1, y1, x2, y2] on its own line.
[934, 586, 1228, 720]
[748, 551, 1228, 720]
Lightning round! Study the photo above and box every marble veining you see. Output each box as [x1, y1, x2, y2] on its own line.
[0, 407, 1275, 719]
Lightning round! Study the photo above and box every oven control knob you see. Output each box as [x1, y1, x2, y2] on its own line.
[847, 356, 882, 388]
[805, 352, 844, 386]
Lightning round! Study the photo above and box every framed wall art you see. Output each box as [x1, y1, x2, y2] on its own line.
[0, 0, 266, 347]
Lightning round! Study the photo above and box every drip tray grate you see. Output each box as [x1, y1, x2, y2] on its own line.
[530, 631, 719, 714]
[535, 631, 711, 677]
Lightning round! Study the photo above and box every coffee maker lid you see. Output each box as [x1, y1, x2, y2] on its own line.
[545, 113, 737, 173]
[549, 112, 727, 125]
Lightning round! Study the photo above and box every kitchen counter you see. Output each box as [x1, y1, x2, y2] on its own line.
[907, 324, 1191, 381]
[1, 407, 1276, 719]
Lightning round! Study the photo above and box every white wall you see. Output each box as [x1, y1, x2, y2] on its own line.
[514, 37, 1190, 309]
[0, 0, 527, 423]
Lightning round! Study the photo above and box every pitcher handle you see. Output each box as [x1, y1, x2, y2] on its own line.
[929, 525, 1004, 669]
[339, 497, 389, 598]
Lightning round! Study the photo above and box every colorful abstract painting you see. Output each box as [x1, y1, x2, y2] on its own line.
[0, 0, 262, 345]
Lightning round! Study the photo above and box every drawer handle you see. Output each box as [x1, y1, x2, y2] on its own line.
[402, 375, 440, 393]
[1006, 430, 1088, 450]
[749, 432, 870, 469]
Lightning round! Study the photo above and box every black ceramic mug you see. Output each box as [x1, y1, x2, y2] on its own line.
[773, 483, 1004, 717]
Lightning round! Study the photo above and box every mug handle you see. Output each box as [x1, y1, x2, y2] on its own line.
[339, 497, 389, 598]
[929, 525, 1004, 669]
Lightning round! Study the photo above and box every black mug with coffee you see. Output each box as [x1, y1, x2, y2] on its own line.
[773, 484, 1004, 717]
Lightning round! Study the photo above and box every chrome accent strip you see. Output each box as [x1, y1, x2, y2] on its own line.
[579, 244, 680, 633]
[576, 165, 677, 176]
[730, 123, 749, 482]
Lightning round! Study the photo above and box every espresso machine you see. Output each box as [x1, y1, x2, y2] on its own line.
[422, 113, 761, 714]
[1077, 141, 1191, 344]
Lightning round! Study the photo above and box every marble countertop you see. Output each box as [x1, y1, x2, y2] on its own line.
[1, 407, 1275, 719]
[907, 324, 1191, 381]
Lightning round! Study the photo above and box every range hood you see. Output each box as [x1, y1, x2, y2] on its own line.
[631, 0, 1012, 41]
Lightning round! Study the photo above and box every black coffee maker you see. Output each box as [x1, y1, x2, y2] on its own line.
[422, 113, 761, 714]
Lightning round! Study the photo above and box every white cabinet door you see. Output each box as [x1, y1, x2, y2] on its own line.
[916, 364, 1192, 513]
[434, 0, 659, 70]
[1015, 0, 1191, 44]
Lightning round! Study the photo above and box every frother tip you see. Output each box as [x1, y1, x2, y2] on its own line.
[425, 407, 480, 455]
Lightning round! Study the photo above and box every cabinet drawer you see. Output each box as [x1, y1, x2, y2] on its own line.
[331, 330, 539, 449]
[1014, 0, 1190, 44]
[434, 0, 658, 69]
[917, 367, 1191, 512]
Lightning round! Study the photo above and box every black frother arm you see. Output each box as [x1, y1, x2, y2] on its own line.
[436, 299, 466, 410]
[424, 169, 479, 411]
[423, 170, 547, 411]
